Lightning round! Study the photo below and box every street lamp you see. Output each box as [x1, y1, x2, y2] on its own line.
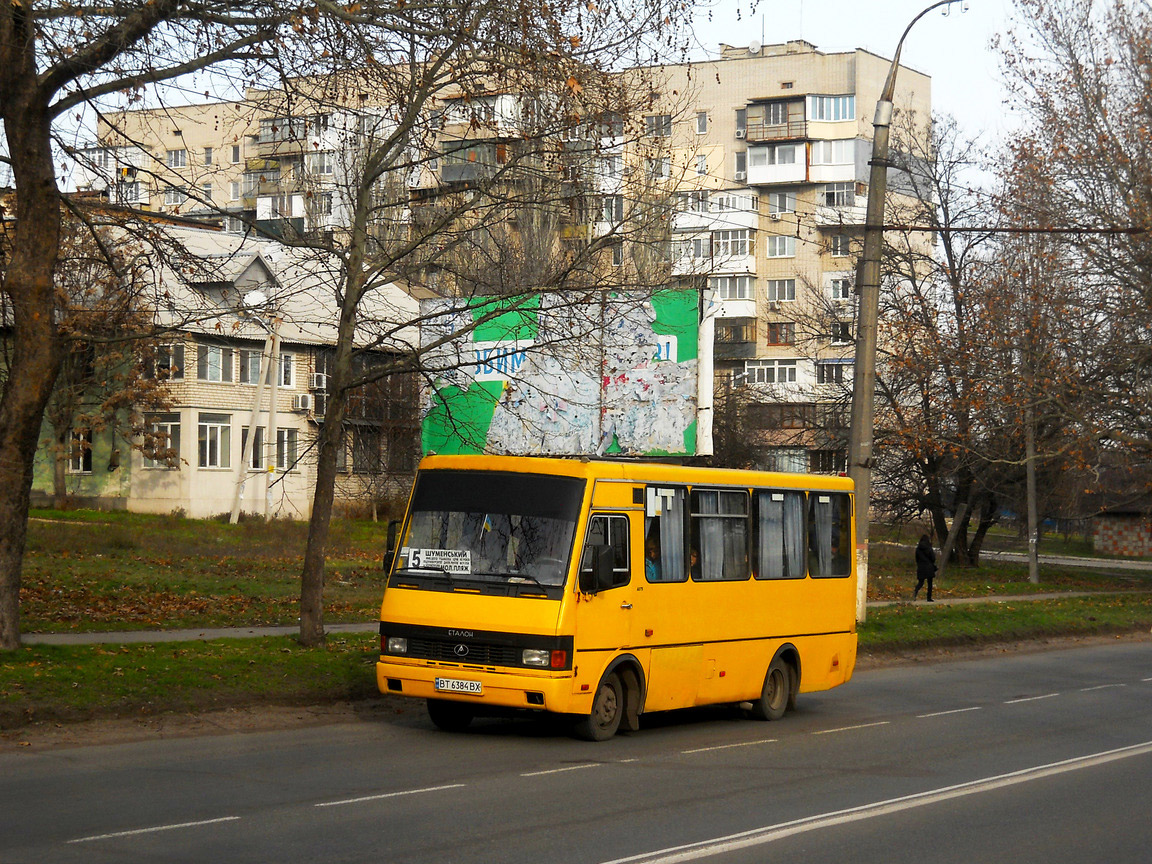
[849, 0, 966, 621]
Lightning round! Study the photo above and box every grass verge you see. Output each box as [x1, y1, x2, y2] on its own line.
[4, 597, 1152, 731]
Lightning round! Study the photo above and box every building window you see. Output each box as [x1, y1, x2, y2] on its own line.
[696, 154, 707, 175]
[714, 229, 753, 257]
[166, 149, 187, 168]
[231, 144, 241, 163]
[716, 319, 755, 343]
[352, 427, 382, 474]
[744, 359, 797, 384]
[242, 425, 266, 469]
[277, 428, 299, 471]
[810, 450, 847, 474]
[710, 275, 753, 300]
[611, 242, 624, 267]
[164, 186, 187, 206]
[197, 413, 231, 468]
[817, 361, 851, 384]
[735, 151, 747, 177]
[681, 190, 709, 213]
[696, 112, 708, 134]
[764, 102, 789, 125]
[714, 192, 757, 212]
[646, 114, 672, 137]
[830, 234, 851, 257]
[808, 95, 856, 121]
[766, 279, 796, 302]
[197, 344, 234, 382]
[765, 235, 795, 258]
[821, 182, 855, 207]
[203, 147, 213, 166]
[811, 140, 855, 165]
[735, 108, 747, 134]
[766, 322, 796, 345]
[147, 343, 185, 380]
[749, 144, 798, 166]
[602, 194, 624, 223]
[68, 429, 93, 473]
[307, 151, 334, 174]
[280, 352, 294, 387]
[830, 277, 852, 300]
[239, 348, 264, 384]
[143, 413, 181, 468]
[646, 156, 671, 179]
[768, 191, 795, 214]
[832, 321, 853, 343]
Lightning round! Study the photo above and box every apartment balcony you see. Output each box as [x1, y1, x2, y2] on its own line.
[743, 119, 807, 143]
[715, 298, 757, 319]
[814, 203, 867, 226]
[745, 161, 805, 186]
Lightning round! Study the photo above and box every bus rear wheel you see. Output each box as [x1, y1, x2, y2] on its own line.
[750, 658, 790, 721]
[427, 699, 474, 732]
[573, 672, 623, 741]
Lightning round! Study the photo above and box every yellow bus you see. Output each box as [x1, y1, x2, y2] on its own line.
[376, 454, 856, 740]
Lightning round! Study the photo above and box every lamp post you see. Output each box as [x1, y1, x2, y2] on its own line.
[849, 0, 965, 621]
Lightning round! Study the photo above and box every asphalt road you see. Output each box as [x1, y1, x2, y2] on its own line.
[2, 640, 1150, 864]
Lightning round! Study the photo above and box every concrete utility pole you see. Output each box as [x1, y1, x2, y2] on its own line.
[849, 0, 966, 622]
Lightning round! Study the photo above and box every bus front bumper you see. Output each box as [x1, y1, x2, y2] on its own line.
[376, 658, 587, 714]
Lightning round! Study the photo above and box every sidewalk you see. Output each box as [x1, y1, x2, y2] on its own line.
[22, 590, 1152, 645]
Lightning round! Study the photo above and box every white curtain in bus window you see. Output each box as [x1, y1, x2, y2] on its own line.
[691, 489, 749, 581]
[809, 493, 852, 577]
[644, 487, 687, 582]
[757, 491, 806, 579]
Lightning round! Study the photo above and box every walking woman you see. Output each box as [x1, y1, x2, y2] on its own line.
[913, 534, 937, 601]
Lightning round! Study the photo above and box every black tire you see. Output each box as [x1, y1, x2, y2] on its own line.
[426, 698, 474, 732]
[750, 657, 790, 721]
[573, 672, 623, 741]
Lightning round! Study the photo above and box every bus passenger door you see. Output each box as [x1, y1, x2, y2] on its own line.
[574, 513, 636, 655]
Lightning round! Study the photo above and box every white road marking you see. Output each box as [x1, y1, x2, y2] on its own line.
[1079, 683, 1126, 692]
[1005, 693, 1061, 704]
[600, 740, 1152, 864]
[69, 816, 240, 844]
[812, 721, 889, 735]
[521, 763, 601, 777]
[682, 738, 777, 754]
[917, 707, 982, 718]
[315, 783, 465, 807]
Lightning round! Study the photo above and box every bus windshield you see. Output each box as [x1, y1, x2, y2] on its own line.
[395, 470, 585, 590]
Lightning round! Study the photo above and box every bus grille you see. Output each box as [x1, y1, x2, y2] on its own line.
[408, 637, 521, 667]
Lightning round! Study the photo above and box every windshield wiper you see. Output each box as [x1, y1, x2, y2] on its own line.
[394, 565, 456, 583]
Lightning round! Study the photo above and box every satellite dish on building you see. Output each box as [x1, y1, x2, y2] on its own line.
[748, 39, 761, 55]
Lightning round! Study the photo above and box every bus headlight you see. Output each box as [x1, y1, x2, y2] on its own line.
[522, 649, 550, 667]
[386, 637, 408, 654]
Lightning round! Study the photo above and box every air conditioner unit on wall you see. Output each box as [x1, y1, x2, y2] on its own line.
[309, 372, 328, 391]
[735, 129, 747, 139]
[769, 212, 781, 221]
[735, 170, 747, 181]
[292, 393, 313, 412]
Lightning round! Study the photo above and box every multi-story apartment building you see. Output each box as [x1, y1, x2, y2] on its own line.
[652, 41, 931, 472]
[71, 39, 930, 473]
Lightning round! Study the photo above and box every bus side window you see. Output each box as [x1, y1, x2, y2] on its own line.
[644, 486, 688, 583]
[580, 515, 630, 588]
[809, 493, 852, 577]
[756, 491, 806, 579]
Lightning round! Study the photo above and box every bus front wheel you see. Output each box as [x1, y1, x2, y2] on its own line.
[750, 658, 790, 721]
[573, 672, 623, 741]
[427, 699, 474, 732]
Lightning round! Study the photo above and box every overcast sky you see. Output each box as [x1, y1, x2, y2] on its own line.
[687, 0, 1020, 140]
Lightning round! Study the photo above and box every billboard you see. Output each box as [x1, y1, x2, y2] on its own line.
[421, 289, 699, 456]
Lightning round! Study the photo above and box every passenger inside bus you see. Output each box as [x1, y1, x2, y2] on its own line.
[645, 536, 662, 581]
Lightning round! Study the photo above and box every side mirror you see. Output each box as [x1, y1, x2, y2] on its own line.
[579, 545, 616, 593]
[383, 519, 401, 573]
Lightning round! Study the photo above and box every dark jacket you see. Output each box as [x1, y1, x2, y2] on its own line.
[915, 539, 937, 577]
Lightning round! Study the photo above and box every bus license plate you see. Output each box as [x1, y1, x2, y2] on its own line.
[435, 677, 482, 695]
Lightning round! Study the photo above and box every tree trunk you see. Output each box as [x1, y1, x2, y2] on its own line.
[0, 67, 65, 649]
